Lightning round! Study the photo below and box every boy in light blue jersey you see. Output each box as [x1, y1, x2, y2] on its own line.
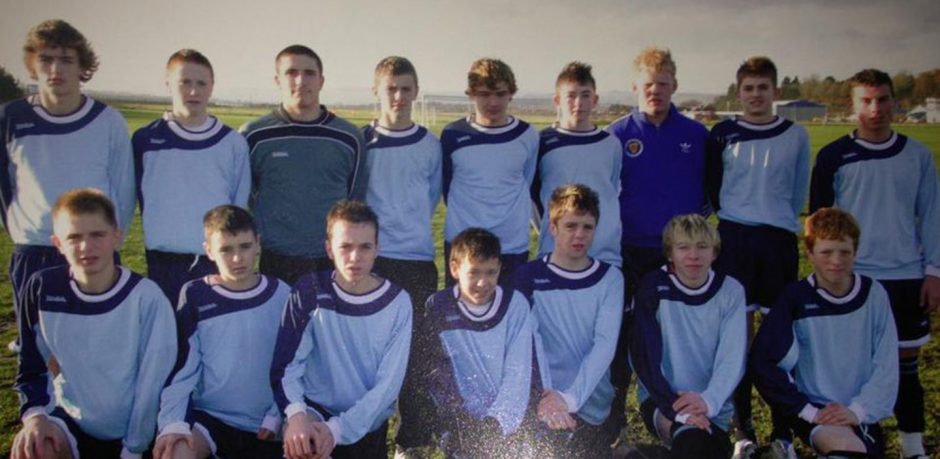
[133, 49, 250, 302]
[631, 214, 746, 459]
[534, 62, 622, 267]
[751, 208, 898, 458]
[514, 184, 624, 458]
[810, 69, 939, 459]
[13, 188, 175, 459]
[441, 58, 539, 284]
[705, 56, 810, 458]
[361, 56, 442, 457]
[154, 205, 290, 459]
[240, 45, 368, 285]
[2, 20, 135, 352]
[272, 201, 412, 459]
[424, 228, 535, 458]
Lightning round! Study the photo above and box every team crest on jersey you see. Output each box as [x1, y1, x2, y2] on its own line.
[625, 138, 644, 157]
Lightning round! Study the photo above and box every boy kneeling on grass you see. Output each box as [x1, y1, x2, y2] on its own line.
[424, 228, 535, 458]
[631, 214, 747, 459]
[154, 205, 291, 459]
[13, 188, 176, 459]
[751, 208, 898, 459]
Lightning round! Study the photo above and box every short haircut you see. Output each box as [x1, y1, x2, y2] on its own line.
[325, 200, 379, 242]
[449, 228, 501, 264]
[847, 68, 894, 97]
[166, 48, 214, 79]
[736, 56, 777, 87]
[275, 44, 323, 73]
[374, 56, 418, 88]
[23, 19, 99, 82]
[804, 207, 861, 252]
[549, 183, 600, 226]
[466, 58, 517, 95]
[634, 46, 676, 77]
[556, 61, 596, 90]
[203, 205, 256, 239]
[52, 188, 117, 228]
[661, 214, 720, 258]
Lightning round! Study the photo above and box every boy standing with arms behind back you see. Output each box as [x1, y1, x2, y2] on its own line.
[705, 56, 810, 459]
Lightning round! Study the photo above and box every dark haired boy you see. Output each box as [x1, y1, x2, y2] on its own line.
[154, 204, 290, 459]
[240, 45, 368, 285]
[424, 227, 535, 458]
[133, 49, 250, 301]
[272, 200, 412, 459]
[13, 188, 175, 459]
[810, 68, 939, 459]
[704, 56, 810, 458]
[2, 19, 135, 352]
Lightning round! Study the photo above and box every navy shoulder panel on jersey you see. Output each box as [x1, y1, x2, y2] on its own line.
[538, 126, 611, 157]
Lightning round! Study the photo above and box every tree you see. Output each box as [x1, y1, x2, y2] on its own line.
[0, 65, 24, 103]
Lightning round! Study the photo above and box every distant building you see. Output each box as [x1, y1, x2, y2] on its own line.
[907, 98, 940, 123]
[773, 99, 827, 122]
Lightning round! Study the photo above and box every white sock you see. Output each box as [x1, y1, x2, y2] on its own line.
[899, 431, 925, 457]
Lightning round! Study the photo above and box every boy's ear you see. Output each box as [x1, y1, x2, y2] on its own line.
[50, 234, 64, 255]
[448, 259, 460, 278]
[325, 239, 334, 260]
[203, 240, 213, 260]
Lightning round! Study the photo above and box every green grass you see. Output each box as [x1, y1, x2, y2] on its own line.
[1, 105, 938, 457]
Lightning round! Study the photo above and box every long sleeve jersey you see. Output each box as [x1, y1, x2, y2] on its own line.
[513, 256, 624, 425]
[159, 275, 291, 436]
[133, 114, 250, 254]
[631, 268, 746, 431]
[270, 271, 412, 445]
[606, 105, 709, 248]
[240, 106, 367, 258]
[1, 96, 135, 243]
[705, 116, 810, 233]
[441, 116, 538, 254]
[533, 126, 623, 266]
[750, 274, 898, 425]
[15, 266, 176, 455]
[810, 131, 940, 279]
[363, 122, 442, 261]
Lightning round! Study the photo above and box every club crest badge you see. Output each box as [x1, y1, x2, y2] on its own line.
[625, 138, 644, 158]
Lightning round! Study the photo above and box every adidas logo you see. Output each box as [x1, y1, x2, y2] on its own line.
[545, 137, 559, 144]
[803, 303, 819, 310]
[679, 142, 692, 153]
[533, 278, 550, 284]
[150, 138, 166, 144]
[657, 286, 670, 292]
[316, 294, 332, 301]
[16, 123, 35, 130]
[45, 295, 66, 303]
[272, 151, 290, 158]
[842, 152, 858, 159]
[446, 314, 461, 322]
[198, 303, 218, 313]
[456, 135, 471, 143]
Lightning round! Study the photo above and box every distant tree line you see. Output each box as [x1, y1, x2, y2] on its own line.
[713, 68, 940, 115]
[0, 65, 25, 103]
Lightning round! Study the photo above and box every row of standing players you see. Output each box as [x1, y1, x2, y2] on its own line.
[3, 19, 939, 459]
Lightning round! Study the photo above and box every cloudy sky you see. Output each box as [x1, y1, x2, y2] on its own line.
[2, 0, 938, 104]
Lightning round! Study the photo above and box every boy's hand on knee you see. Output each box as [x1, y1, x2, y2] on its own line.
[284, 413, 317, 459]
[673, 391, 708, 416]
[814, 403, 859, 426]
[153, 433, 195, 459]
[13, 415, 64, 459]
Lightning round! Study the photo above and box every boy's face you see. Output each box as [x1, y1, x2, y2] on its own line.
[167, 61, 214, 119]
[806, 237, 856, 288]
[450, 256, 500, 306]
[667, 235, 716, 287]
[326, 220, 378, 285]
[204, 229, 259, 286]
[469, 82, 512, 126]
[51, 211, 122, 279]
[738, 75, 777, 119]
[275, 54, 324, 111]
[852, 84, 893, 133]
[31, 47, 82, 98]
[375, 73, 417, 119]
[555, 80, 598, 129]
[550, 210, 596, 262]
[633, 69, 676, 118]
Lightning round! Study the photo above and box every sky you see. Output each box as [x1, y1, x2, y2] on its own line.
[2, 0, 939, 105]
